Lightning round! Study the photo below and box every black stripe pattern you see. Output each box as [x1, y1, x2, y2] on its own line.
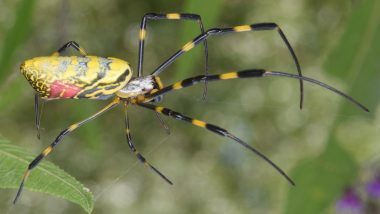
[150, 22, 303, 108]
[138, 102, 295, 186]
[13, 99, 120, 204]
[147, 70, 266, 99]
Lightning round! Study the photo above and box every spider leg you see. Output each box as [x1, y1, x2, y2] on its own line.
[123, 103, 172, 184]
[137, 102, 295, 186]
[146, 69, 369, 112]
[51, 41, 87, 56]
[13, 98, 120, 204]
[138, 13, 207, 134]
[34, 94, 45, 139]
[138, 13, 208, 83]
[151, 23, 303, 108]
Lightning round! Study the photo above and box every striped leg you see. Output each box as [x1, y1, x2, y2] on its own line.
[51, 41, 88, 56]
[138, 13, 208, 78]
[138, 13, 208, 134]
[151, 23, 304, 108]
[123, 104, 172, 184]
[137, 102, 295, 186]
[145, 69, 368, 112]
[13, 98, 120, 204]
[34, 94, 45, 139]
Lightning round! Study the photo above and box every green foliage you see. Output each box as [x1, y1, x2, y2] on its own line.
[285, 0, 379, 213]
[0, 138, 94, 213]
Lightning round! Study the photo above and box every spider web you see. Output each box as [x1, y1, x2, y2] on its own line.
[93, 134, 170, 202]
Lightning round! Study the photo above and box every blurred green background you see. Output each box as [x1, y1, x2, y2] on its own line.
[0, 0, 379, 213]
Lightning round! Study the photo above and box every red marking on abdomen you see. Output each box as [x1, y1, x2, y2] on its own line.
[49, 80, 82, 98]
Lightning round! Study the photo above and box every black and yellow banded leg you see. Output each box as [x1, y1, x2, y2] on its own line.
[145, 69, 368, 112]
[137, 102, 295, 186]
[51, 41, 88, 56]
[138, 13, 209, 78]
[123, 104, 172, 184]
[138, 13, 209, 134]
[34, 94, 46, 139]
[151, 23, 304, 108]
[13, 98, 121, 204]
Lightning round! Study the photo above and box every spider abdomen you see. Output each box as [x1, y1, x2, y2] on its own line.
[20, 56, 132, 100]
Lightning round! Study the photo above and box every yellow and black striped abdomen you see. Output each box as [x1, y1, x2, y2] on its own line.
[20, 56, 132, 100]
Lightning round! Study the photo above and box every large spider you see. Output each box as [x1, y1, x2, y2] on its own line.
[14, 13, 368, 204]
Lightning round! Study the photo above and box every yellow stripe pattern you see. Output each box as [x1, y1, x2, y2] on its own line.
[219, 72, 238, 80]
[155, 106, 164, 113]
[166, 13, 181, 19]
[172, 82, 183, 89]
[68, 123, 79, 131]
[182, 41, 195, 52]
[192, 119, 206, 128]
[233, 25, 252, 32]
[154, 76, 164, 89]
[42, 146, 53, 156]
[139, 29, 146, 40]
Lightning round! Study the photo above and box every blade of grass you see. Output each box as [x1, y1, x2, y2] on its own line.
[326, 0, 380, 114]
[0, 0, 36, 82]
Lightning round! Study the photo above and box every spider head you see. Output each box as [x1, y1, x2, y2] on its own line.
[116, 75, 163, 102]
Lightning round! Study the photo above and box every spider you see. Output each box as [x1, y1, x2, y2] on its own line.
[14, 13, 368, 204]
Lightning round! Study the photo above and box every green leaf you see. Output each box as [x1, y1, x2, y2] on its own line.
[0, 139, 94, 213]
[285, 142, 357, 214]
[0, 0, 36, 82]
[285, 0, 380, 213]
